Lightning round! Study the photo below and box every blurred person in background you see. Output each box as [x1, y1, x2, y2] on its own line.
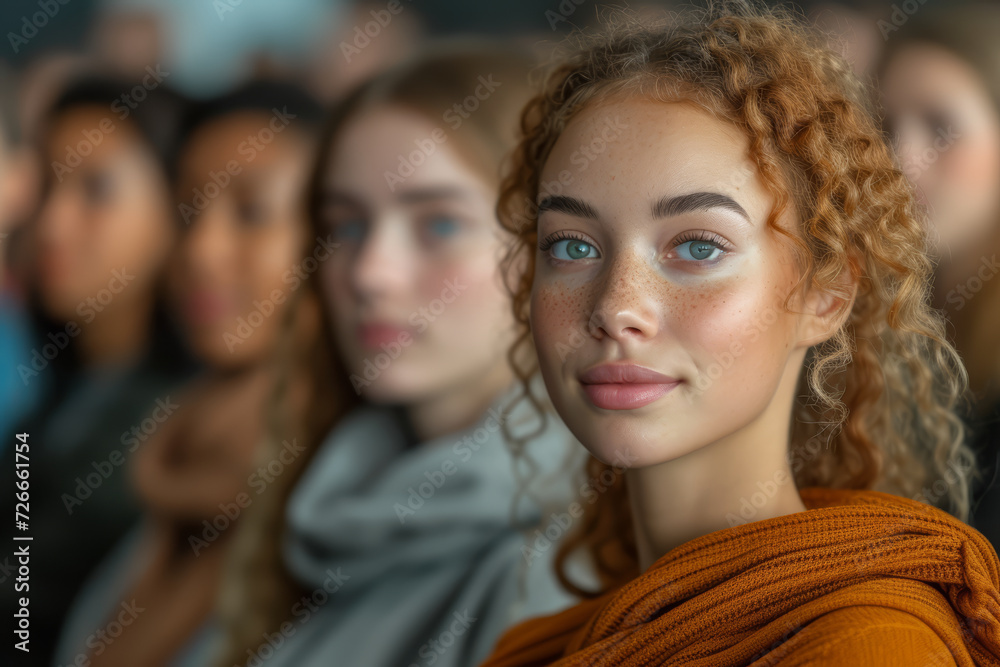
[879, 2, 1000, 547]
[809, 2, 883, 80]
[0, 75, 197, 665]
[216, 45, 592, 667]
[0, 61, 43, 447]
[303, 0, 425, 103]
[52, 80, 353, 667]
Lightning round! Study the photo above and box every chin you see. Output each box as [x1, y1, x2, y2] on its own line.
[353, 367, 433, 405]
[192, 335, 264, 369]
[39, 292, 81, 323]
[552, 387, 704, 470]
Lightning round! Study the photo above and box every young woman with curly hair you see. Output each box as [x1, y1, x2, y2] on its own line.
[480, 2, 1000, 665]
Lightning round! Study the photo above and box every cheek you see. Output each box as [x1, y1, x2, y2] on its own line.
[531, 280, 589, 358]
[98, 197, 171, 277]
[247, 229, 299, 297]
[942, 140, 1000, 190]
[681, 272, 796, 390]
[419, 249, 505, 332]
[323, 256, 356, 324]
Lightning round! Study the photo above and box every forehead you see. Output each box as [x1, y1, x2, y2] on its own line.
[179, 111, 306, 173]
[46, 105, 144, 159]
[882, 44, 983, 105]
[327, 105, 488, 200]
[541, 96, 770, 220]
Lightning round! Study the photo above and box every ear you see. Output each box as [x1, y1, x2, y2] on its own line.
[795, 270, 857, 349]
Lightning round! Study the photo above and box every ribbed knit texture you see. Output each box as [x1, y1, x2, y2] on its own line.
[480, 487, 1000, 666]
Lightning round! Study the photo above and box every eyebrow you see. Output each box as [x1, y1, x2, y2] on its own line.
[537, 196, 600, 219]
[537, 191, 752, 224]
[653, 191, 751, 223]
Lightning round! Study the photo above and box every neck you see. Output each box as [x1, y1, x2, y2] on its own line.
[407, 359, 514, 442]
[76, 295, 154, 367]
[625, 356, 809, 571]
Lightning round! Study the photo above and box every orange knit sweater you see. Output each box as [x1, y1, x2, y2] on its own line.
[481, 488, 1000, 666]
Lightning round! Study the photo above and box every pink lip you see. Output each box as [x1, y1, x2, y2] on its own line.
[578, 363, 681, 410]
[358, 323, 413, 348]
[183, 291, 234, 325]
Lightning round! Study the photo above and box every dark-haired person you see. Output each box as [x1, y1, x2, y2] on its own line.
[0, 75, 198, 665]
[53, 80, 352, 667]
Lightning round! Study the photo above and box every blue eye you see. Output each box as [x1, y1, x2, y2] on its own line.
[675, 239, 724, 261]
[550, 239, 599, 261]
[426, 216, 459, 238]
[333, 218, 366, 241]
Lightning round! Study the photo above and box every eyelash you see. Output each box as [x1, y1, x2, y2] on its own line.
[670, 230, 731, 251]
[538, 230, 592, 253]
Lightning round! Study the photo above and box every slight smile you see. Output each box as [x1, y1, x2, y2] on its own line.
[578, 363, 682, 410]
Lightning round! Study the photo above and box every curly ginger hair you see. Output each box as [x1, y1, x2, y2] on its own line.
[498, 1, 977, 596]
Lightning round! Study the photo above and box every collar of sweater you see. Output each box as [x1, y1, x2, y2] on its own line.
[484, 487, 1000, 666]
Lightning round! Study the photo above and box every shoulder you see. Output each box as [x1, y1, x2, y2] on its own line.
[762, 606, 957, 667]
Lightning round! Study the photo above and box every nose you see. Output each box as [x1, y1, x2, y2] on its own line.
[35, 186, 78, 249]
[587, 251, 660, 342]
[351, 218, 414, 301]
[892, 120, 930, 186]
[181, 200, 235, 278]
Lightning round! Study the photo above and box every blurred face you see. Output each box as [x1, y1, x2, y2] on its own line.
[882, 44, 1000, 258]
[171, 112, 310, 367]
[34, 106, 174, 321]
[532, 97, 817, 468]
[320, 105, 515, 403]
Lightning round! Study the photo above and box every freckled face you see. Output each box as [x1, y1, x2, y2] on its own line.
[531, 97, 808, 467]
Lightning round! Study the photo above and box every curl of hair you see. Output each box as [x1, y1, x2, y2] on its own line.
[497, 1, 975, 597]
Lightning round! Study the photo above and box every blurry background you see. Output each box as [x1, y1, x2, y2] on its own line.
[2, 0, 1000, 665]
